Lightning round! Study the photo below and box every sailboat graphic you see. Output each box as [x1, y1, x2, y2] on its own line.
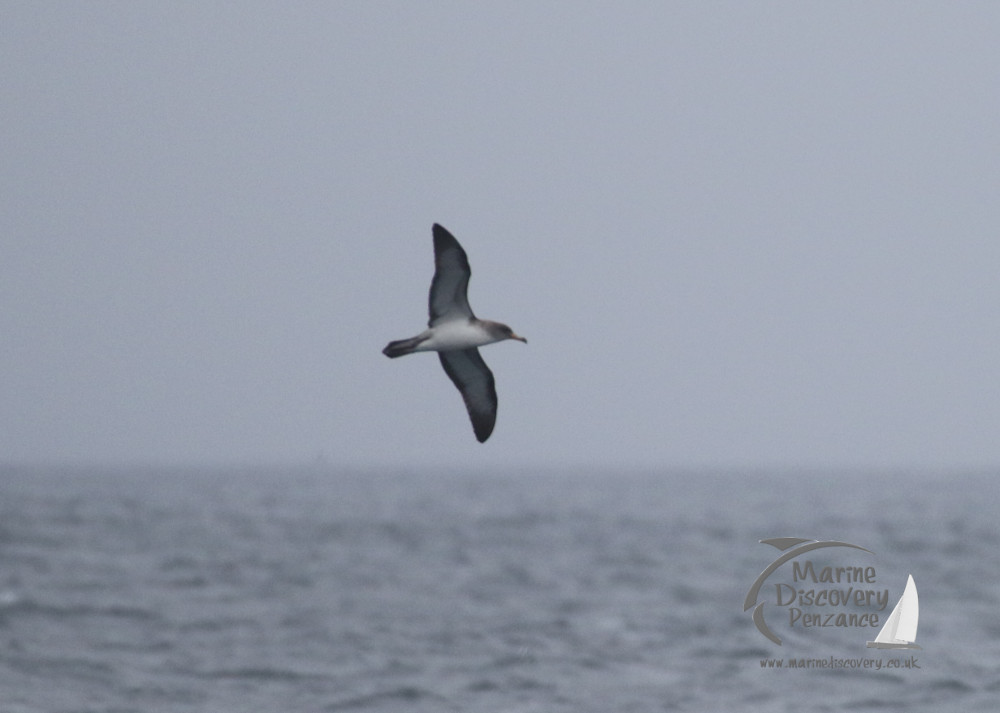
[867, 574, 921, 649]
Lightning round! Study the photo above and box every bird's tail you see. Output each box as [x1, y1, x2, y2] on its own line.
[382, 336, 426, 358]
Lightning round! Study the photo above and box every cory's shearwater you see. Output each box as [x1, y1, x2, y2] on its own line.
[383, 224, 526, 442]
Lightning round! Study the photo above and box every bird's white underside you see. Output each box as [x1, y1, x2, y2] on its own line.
[410, 320, 506, 352]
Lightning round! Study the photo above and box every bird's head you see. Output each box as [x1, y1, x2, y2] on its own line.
[493, 322, 527, 344]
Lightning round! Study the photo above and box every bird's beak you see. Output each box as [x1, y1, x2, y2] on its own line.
[511, 333, 527, 344]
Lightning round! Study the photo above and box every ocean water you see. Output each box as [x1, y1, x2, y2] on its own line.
[0, 466, 997, 712]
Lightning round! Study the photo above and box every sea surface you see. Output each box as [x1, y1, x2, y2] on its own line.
[0, 466, 997, 712]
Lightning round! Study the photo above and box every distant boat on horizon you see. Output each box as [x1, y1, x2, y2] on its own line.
[867, 574, 921, 650]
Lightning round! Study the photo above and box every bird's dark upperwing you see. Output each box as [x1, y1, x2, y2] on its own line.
[429, 224, 474, 326]
[439, 348, 497, 442]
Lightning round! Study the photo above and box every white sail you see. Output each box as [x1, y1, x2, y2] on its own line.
[867, 574, 920, 649]
[893, 574, 919, 642]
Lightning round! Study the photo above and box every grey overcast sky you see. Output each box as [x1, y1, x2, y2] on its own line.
[3, 3, 999, 470]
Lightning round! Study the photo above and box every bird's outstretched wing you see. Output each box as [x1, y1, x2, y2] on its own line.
[429, 224, 474, 326]
[439, 348, 497, 442]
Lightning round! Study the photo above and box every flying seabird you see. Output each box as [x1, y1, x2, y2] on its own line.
[383, 224, 526, 442]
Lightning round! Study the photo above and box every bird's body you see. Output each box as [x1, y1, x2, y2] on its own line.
[384, 319, 517, 355]
[383, 224, 526, 442]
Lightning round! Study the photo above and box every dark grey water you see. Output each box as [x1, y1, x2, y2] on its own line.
[0, 466, 997, 711]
